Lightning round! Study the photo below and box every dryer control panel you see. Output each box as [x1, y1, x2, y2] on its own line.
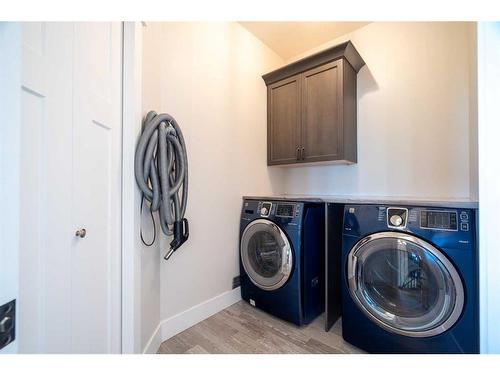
[343, 204, 476, 251]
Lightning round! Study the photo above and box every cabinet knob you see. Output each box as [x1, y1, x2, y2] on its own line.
[75, 228, 87, 238]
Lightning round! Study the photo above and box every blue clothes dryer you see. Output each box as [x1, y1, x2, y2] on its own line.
[341, 204, 479, 353]
[239, 199, 325, 326]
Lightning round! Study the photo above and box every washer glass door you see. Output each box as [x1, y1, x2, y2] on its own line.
[347, 232, 464, 337]
[240, 219, 293, 291]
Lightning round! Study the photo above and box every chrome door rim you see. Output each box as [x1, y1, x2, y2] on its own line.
[347, 231, 465, 338]
[240, 219, 293, 291]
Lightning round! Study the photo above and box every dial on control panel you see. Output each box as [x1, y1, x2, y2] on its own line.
[387, 208, 408, 228]
[389, 215, 403, 227]
[260, 202, 272, 217]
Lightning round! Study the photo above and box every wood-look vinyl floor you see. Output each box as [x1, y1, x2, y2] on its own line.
[157, 301, 363, 354]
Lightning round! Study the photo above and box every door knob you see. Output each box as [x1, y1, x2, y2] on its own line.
[75, 229, 87, 238]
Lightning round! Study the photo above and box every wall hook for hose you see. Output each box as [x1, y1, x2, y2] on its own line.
[164, 218, 189, 260]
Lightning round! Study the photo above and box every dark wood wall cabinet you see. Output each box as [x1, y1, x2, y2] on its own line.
[263, 41, 365, 166]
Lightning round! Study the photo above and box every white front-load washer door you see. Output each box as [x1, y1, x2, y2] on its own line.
[240, 219, 293, 291]
[347, 232, 465, 337]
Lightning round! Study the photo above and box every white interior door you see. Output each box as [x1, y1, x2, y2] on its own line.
[71, 23, 122, 353]
[18, 22, 122, 354]
[19, 22, 74, 354]
[0, 23, 22, 354]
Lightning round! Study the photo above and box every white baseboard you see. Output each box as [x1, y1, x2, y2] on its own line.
[142, 287, 242, 354]
[161, 287, 242, 341]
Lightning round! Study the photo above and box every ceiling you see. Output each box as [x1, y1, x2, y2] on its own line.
[239, 22, 369, 61]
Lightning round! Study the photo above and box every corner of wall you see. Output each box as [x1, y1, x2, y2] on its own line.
[468, 22, 479, 201]
[123, 21, 164, 354]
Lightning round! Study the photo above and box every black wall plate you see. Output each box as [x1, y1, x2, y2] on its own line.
[232, 276, 241, 289]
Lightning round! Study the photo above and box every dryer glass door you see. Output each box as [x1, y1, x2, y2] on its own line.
[347, 232, 464, 337]
[240, 219, 293, 291]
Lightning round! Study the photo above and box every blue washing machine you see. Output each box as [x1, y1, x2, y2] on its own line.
[341, 204, 479, 353]
[239, 199, 325, 326]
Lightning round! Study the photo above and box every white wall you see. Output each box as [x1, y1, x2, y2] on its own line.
[281, 22, 478, 200]
[141, 22, 285, 347]
[477, 22, 500, 354]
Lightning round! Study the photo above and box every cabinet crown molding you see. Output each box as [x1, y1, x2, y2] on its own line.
[262, 40, 365, 85]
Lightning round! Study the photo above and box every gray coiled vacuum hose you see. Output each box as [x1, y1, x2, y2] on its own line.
[135, 111, 189, 260]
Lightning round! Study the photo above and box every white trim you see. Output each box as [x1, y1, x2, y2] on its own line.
[142, 288, 242, 354]
[161, 288, 242, 341]
[477, 22, 500, 354]
[0, 22, 22, 355]
[121, 21, 144, 354]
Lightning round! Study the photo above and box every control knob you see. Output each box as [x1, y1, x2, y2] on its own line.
[260, 207, 268, 216]
[0, 316, 13, 334]
[390, 215, 403, 227]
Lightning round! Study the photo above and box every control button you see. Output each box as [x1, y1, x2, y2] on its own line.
[460, 212, 469, 220]
[390, 215, 403, 227]
[460, 222, 469, 231]
[260, 207, 268, 216]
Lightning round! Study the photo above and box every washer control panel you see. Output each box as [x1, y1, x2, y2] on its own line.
[250, 200, 304, 223]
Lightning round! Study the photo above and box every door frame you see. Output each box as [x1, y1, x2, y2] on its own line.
[477, 22, 500, 354]
[121, 21, 144, 354]
[1, 22, 126, 354]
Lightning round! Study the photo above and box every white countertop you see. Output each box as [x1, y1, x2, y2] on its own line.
[243, 194, 478, 209]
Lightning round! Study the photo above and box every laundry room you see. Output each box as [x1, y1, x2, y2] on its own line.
[1, 1, 500, 373]
[138, 21, 480, 354]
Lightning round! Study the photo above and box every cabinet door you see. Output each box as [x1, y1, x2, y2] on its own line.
[301, 60, 343, 162]
[268, 75, 301, 165]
